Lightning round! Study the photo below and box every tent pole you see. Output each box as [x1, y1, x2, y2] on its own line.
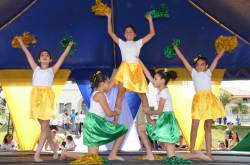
[111, 0, 117, 68]
[0, 0, 38, 31]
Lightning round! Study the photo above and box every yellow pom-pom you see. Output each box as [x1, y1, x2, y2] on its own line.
[71, 154, 105, 165]
[11, 32, 36, 48]
[215, 35, 238, 54]
[11, 36, 21, 48]
[91, 0, 111, 16]
[135, 154, 164, 161]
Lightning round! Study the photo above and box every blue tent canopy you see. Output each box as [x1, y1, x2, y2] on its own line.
[190, 0, 250, 44]
[0, 0, 249, 80]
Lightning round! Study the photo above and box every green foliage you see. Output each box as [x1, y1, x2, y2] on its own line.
[218, 88, 232, 108]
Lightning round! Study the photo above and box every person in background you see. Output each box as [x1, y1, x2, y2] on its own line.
[216, 141, 229, 151]
[79, 111, 86, 135]
[74, 112, 81, 135]
[225, 122, 233, 148]
[1, 133, 18, 151]
[70, 109, 76, 132]
[236, 116, 241, 126]
[229, 132, 239, 149]
[63, 112, 71, 131]
[64, 135, 76, 151]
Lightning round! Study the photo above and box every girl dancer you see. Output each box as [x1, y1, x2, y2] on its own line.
[60, 71, 128, 161]
[17, 37, 73, 162]
[106, 12, 155, 124]
[174, 46, 225, 158]
[140, 61, 212, 162]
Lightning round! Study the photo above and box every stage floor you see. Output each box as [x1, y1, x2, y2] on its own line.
[1, 151, 250, 165]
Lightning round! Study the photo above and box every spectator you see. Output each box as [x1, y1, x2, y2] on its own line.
[70, 109, 76, 132]
[229, 132, 240, 149]
[64, 135, 76, 151]
[216, 141, 229, 151]
[236, 115, 241, 126]
[79, 111, 86, 135]
[223, 117, 227, 125]
[63, 112, 71, 131]
[74, 112, 81, 135]
[1, 133, 18, 151]
[225, 122, 233, 148]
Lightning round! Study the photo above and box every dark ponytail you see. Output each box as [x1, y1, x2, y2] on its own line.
[156, 70, 177, 85]
[89, 71, 108, 91]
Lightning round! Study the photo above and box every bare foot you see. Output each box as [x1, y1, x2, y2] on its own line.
[108, 155, 125, 161]
[208, 155, 216, 160]
[34, 155, 44, 162]
[146, 154, 154, 161]
[196, 151, 212, 161]
[53, 152, 58, 159]
[191, 150, 200, 153]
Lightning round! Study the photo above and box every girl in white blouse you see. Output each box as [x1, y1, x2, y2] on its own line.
[105, 12, 155, 128]
[174, 46, 225, 159]
[17, 37, 73, 162]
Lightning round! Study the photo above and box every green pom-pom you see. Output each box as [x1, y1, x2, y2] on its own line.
[102, 158, 109, 164]
[162, 156, 192, 164]
[60, 36, 77, 55]
[163, 38, 181, 59]
[146, 4, 169, 19]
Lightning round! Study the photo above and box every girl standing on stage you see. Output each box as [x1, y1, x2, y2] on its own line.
[17, 37, 73, 162]
[174, 46, 225, 159]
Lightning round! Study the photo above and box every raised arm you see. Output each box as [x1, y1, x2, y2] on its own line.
[94, 92, 114, 117]
[142, 15, 155, 44]
[138, 59, 154, 83]
[209, 49, 225, 72]
[52, 41, 73, 74]
[17, 37, 38, 70]
[174, 46, 192, 73]
[106, 12, 119, 44]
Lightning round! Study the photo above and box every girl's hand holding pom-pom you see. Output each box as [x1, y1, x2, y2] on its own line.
[105, 11, 111, 17]
[145, 14, 152, 21]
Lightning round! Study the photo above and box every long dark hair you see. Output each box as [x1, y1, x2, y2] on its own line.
[234, 132, 240, 142]
[90, 71, 108, 91]
[156, 70, 177, 85]
[3, 133, 13, 144]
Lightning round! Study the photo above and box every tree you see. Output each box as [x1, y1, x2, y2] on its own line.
[232, 98, 248, 114]
[219, 88, 232, 108]
[218, 88, 232, 124]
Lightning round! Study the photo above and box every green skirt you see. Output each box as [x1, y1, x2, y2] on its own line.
[146, 112, 180, 144]
[83, 112, 128, 147]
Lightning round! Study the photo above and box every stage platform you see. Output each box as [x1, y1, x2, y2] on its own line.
[0, 151, 250, 165]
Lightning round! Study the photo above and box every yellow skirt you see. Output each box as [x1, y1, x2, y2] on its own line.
[30, 87, 55, 120]
[114, 61, 148, 93]
[192, 90, 225, 120]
